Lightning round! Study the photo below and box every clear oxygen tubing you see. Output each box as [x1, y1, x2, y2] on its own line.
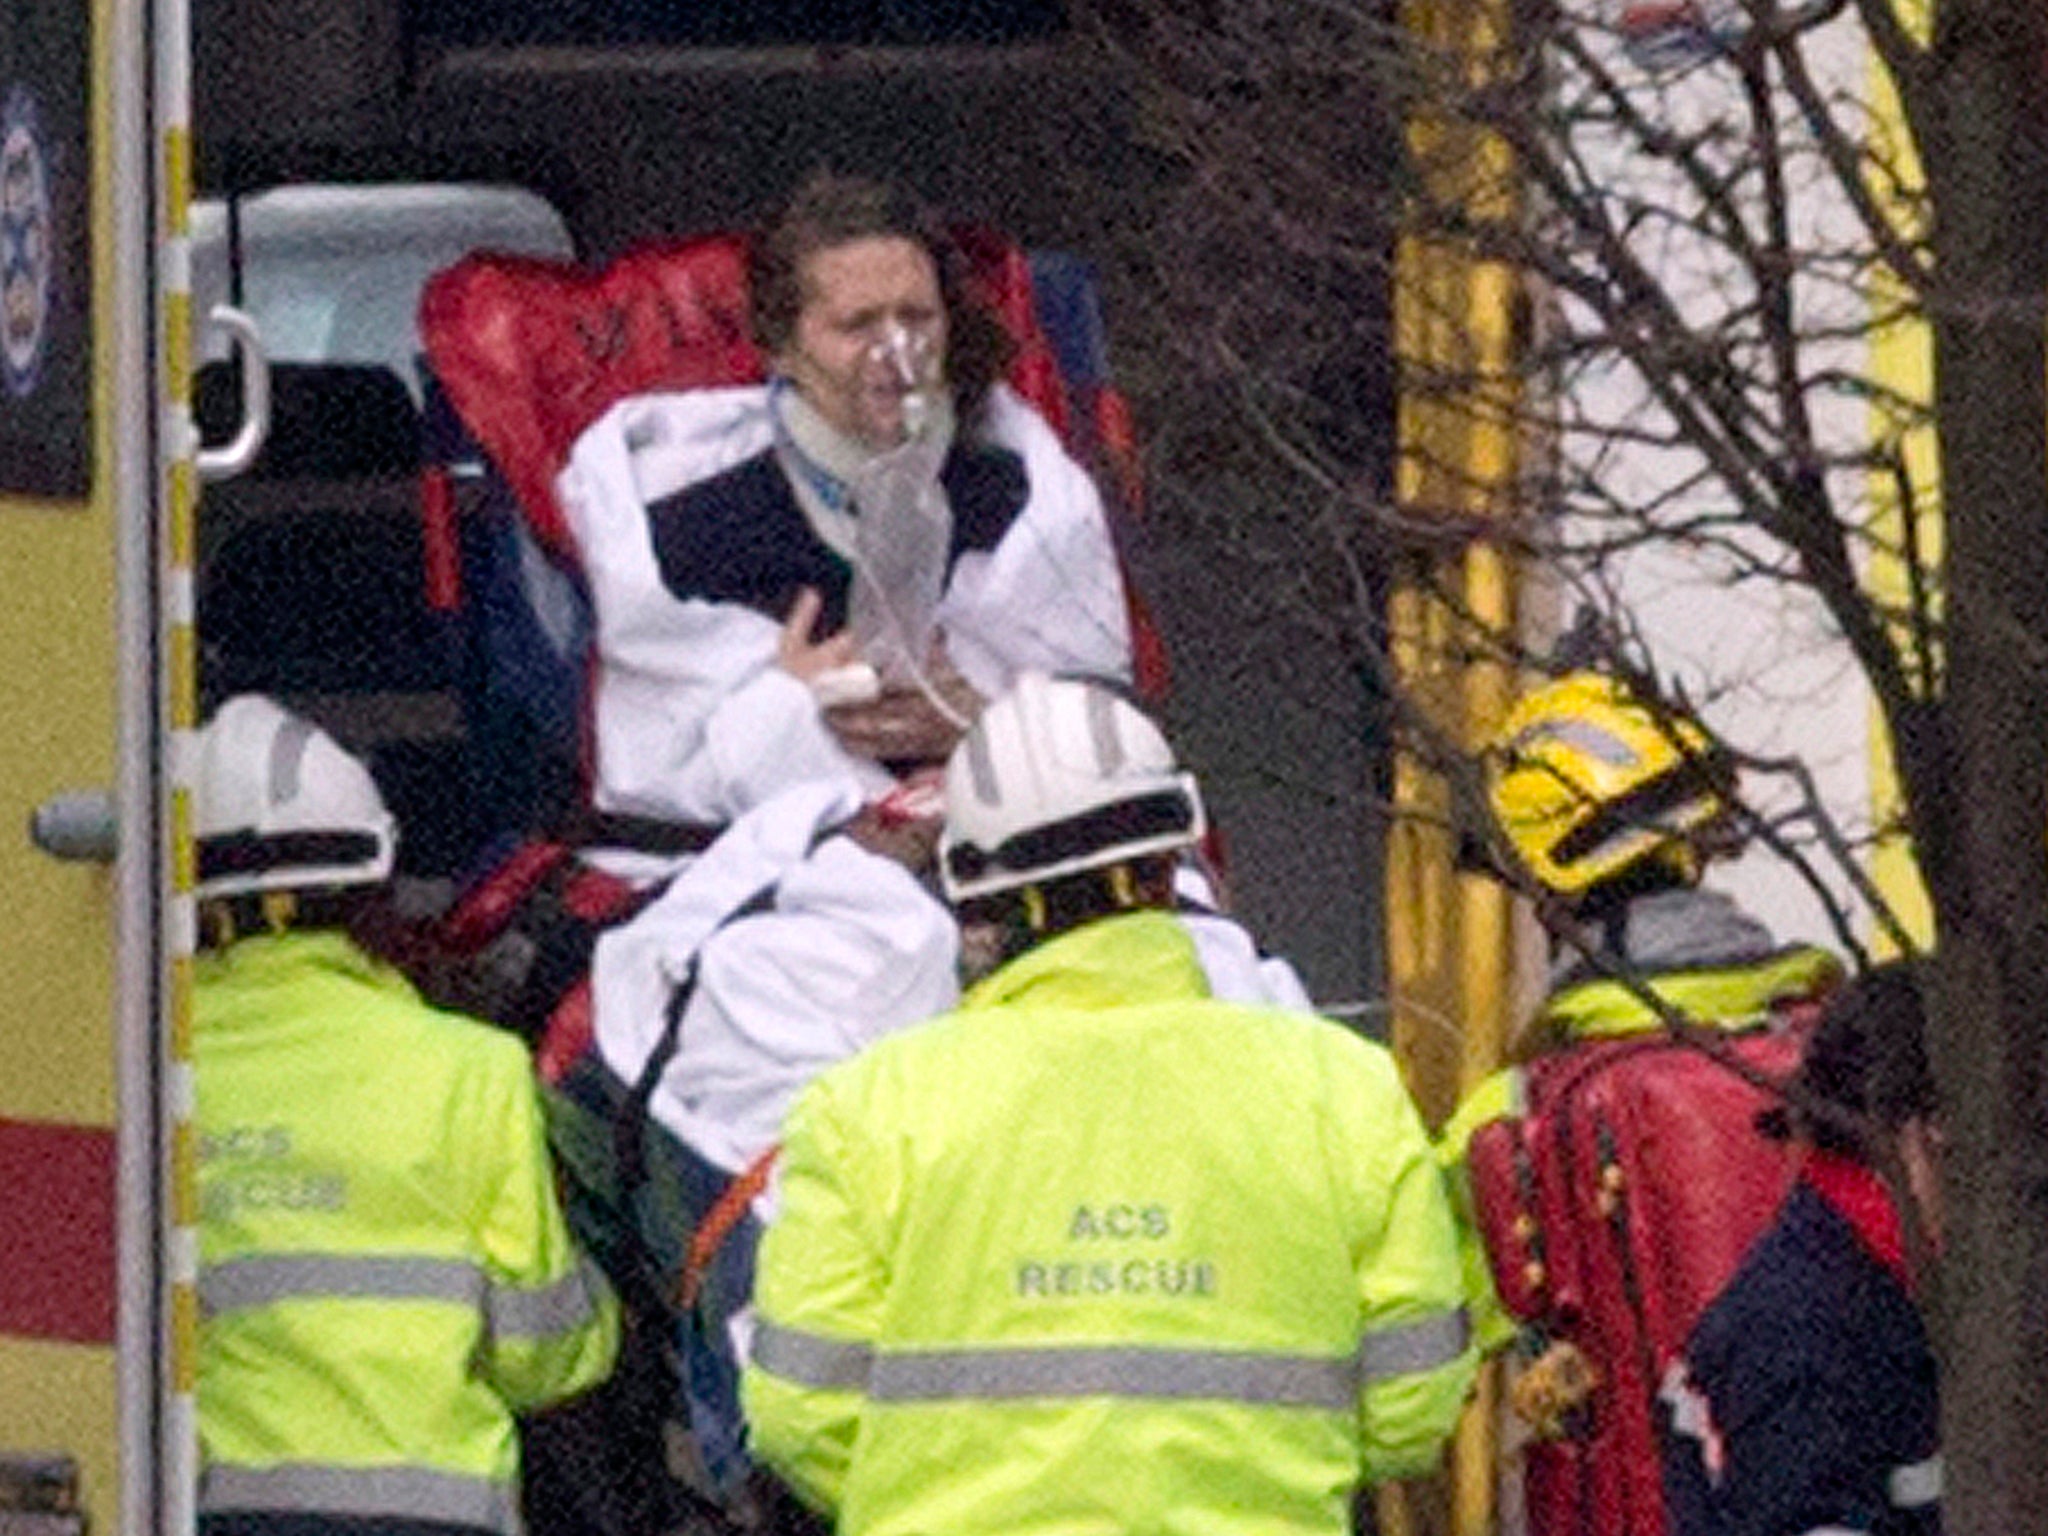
[846, 320, 972, 733]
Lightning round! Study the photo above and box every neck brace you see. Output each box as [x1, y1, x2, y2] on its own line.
[770, 378, 958, 562]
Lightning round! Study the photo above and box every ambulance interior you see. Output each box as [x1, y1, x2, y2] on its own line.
[191, 183, 578, 880]
[189, 185, 1140, 888]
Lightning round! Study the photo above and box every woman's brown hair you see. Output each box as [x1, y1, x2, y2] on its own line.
[748, 171, 1014, 421]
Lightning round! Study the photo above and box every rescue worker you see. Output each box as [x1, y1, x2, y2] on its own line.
[1660, 960, 1942, 1535]
[192, 695, 619, 1536]
[544, 763, 1311, 1527]
[742, 672, 1477, 1536]
[1439, 670, 1843, 1351]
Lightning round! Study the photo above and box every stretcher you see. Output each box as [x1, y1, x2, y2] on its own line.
[413, 222, 1161, 1040]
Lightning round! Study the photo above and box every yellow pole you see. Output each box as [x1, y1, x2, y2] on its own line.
[1861, 18, 1937, 952]
[1388, 2, 1524, 1530]
[157, 0, 202, 1520]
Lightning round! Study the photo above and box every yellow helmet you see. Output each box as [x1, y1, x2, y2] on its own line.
[1487, 672, 1736, 897]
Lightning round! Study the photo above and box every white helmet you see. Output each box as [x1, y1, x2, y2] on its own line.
[940, 673, 1205, 901]
[194, 695, 397, 899]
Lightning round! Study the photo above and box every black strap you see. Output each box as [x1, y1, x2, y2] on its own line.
[943, 788, 1195, 891]
[198, 829, 383, 883]
[567, 808, 725, 858]
[612, 881, 784, 1255]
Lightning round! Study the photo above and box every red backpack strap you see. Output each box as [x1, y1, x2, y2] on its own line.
[675, 1144, 782, 1312]
[1467, 1116, 1554, 1324]
[438, 841, 575, 954]
[536, 978, 596, 1088]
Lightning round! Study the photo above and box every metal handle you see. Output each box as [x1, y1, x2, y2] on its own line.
[195, 304, 271, 482]
[30, 790, 118, 863]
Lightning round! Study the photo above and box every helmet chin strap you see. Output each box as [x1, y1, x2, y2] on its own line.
[973, 887, 1047, 972]
[200, 888, 300, 950]
[261, 890, 298, 933]
[1008, 862, 1150, 950]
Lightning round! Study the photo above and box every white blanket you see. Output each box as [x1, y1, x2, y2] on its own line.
[557, 383, 1134, 827]
[591, 781, 961, 1182]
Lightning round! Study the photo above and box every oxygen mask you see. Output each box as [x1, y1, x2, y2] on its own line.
[866, 319, 942, 443]
[847, 317, 952, 693]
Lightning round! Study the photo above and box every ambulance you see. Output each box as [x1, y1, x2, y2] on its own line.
[0, 3, 1522, 1534]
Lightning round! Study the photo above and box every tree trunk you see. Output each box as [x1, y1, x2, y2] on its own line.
[1917, 3, 2048, 1529]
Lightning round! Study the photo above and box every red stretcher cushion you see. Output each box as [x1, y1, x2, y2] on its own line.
[417, 230, 1073, 569]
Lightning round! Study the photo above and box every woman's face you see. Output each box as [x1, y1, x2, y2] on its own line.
[778, 235, 948, 449]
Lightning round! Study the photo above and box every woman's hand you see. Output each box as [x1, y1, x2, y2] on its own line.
[777, 588, 862, 682]
[825, 644, 985, 764]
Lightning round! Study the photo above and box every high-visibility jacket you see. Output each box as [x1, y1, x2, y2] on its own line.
[196, 930, 620, 1536]
[743, 910, 1476, 1536]
[1436, 887, 1842, 1351]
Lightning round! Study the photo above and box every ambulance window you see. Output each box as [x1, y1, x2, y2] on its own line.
[190, 183, 575, 881]
[190, 183, 573, 395]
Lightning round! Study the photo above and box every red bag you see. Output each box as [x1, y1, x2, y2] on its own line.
[1467, 1023, 1812, 1536]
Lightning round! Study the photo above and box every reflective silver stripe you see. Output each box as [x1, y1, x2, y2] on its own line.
[871, 1345, 1359, 1407]
[755, 1317, 1466, 1408]
[751, 1323, 875, 1390]
[754, 1326, 1358, 1407]
[963, 721, 1000, 805]
[201, 1464, 521, 1536]
[1086, 687, 1124, 774]
[200, 1255, 484, 1316]
[270, 715, 317, 801]
[1792, 1527, 1866, 1535]
[1890, 1455, 1943, 1509]
[1510, 718, 1640, 767]
[1359, 1307, 1471, 1382]
[486, 1257, 607, 1341]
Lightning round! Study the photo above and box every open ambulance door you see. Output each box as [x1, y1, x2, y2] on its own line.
[0, 0, 215, 1531]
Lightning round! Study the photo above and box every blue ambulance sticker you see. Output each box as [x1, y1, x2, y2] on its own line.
[1, 86, 56, 400]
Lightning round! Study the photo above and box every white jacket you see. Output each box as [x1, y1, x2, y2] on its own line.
[1173, 865, 1315, 1011]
